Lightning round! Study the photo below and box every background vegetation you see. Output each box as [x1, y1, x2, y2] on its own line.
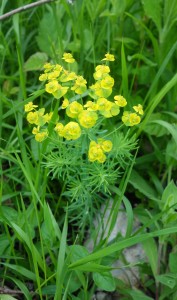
[1, 0, 177, 299]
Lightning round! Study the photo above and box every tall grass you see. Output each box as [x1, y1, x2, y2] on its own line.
[1, 0, 177, 299]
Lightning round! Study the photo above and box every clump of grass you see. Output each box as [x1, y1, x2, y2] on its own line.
[1, 0, 177, 299]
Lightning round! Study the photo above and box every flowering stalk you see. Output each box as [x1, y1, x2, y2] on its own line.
[24, 52, 144, 163]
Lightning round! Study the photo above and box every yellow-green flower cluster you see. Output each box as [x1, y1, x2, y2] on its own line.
[25, 52, 144, 163]
[38, 53, 87, 99]
[88, 139, 113, 163]
[24, 102, 52, 142]
[54, 121, 81, 140]
[121, 104, 144, 126]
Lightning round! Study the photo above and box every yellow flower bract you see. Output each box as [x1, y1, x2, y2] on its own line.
[88, 139, 113, 163]
[62, 52, 75, 63]
[78, 110, 98, 128]
[66, 101, 83, 118]
[102, 53, 115, 61]
[133, 104, 144, 115]
[24, 102, 38, 112]
[114, 95, 127, 107]
[63, 122, 81, 140]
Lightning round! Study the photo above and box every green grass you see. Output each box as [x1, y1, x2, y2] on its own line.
[1, 0, 177, 299]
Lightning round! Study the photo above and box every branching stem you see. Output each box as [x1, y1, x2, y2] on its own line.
[0, 0, 57, 21]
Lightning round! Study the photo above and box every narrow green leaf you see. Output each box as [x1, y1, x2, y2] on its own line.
[1, 263, 36, 281]
[69, 227, 177, 269]
[70, 262, 113, 273]
[7, 276, 32, 300]
[121, 42, 128, 97]
[54, 211, 68, 300]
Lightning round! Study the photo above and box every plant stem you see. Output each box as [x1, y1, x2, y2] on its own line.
[0, 0, 57, 21]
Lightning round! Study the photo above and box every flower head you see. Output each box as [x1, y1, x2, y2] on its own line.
[48, 70, 61, 80]
[100, 75, 114, 89]
[24, 102, 38, 112]
[62, 52, 75, 63]
[84, 101, 98, 111]
[78, 110, 98, 128]
[133, 104, 144, 115]
[27, 111, 39, 124]
[71, 76, 87, 94]
[93, 65, 110, 80]
[63, 121, 81, 140]
[39, 73, 48, 81]
[66, 101, 83, 118]
[88, 141, 106, 163]
[54, 123, 65, 137]
[102, 53, 115, 62]
[98, 139, 113, 152]
[122, 111, 141, 126]
[32, 127, 48, 142]
[43, 63, 53, 72]
[114, 95, 127, 107]
[61, 98, 70, 109]
[45, 80, 59, 94]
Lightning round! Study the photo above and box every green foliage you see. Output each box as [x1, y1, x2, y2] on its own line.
[1, 0, 177, 299]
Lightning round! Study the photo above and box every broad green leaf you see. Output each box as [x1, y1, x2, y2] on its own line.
[0, 206, 18, 223]
[70, 245, 89, 262]
[111, 0, 126, 15]
[169, 252, 177, 274]
[156, 274, 177, 289]
[162, 181, 177, 208]
[10, 222, 44, 270]
[0, 296, 18, 300]
[126, 288, 153, 300]
[93, 271, 116, 292]
[142, 238, 158, 276]
[37, 12, 59, 56]
[41, 202, 61, 246]
[152, 121, 177, 146]
[137, 73, 177, 137]
[141, 0, 162, 31]
[24, 52, 48, 71]
[129, 169, 158, 200]
[64, 272, 82, 294]
[161, 181, 177, 224]
[166, 139, 177, 166]
[0, 234, 9, 255]
[144, 113, 168, 137]
[41, 285, 56, 295]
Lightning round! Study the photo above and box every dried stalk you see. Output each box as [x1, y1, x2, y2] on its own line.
[0, 0, 57, 21]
